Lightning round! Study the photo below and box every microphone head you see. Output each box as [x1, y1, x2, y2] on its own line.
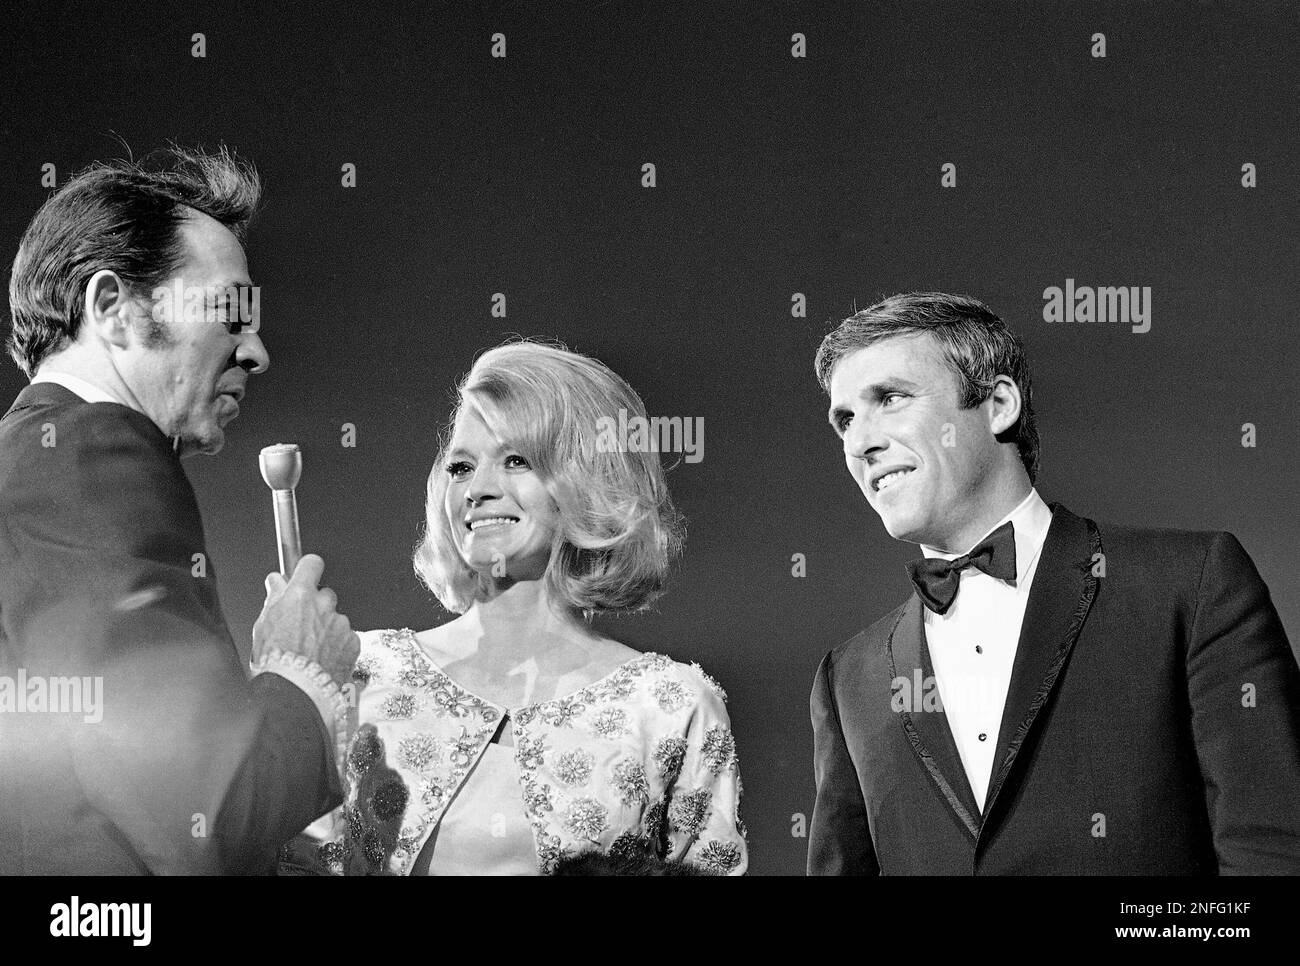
[259, 443, 302, 490]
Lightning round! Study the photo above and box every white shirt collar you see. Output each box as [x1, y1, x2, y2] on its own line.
[920, 488, 1054, 585]
[30, 370, 124, 406]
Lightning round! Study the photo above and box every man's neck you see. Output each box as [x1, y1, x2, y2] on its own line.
[925, 477, 1034, 555]
[35, 349, 139, 412]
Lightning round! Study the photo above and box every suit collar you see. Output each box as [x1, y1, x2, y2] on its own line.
[4, 381, 86, 419]
[4, 382, 176, 457]
[884, 502, 1101, 842]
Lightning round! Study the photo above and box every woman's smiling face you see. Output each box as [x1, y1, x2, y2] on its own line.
[443, 404, 561, 582]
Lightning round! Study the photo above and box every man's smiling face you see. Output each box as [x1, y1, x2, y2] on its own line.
[827, 333, 1003, 551]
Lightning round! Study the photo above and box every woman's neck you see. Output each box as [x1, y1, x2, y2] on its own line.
[456, 579, 592, 665]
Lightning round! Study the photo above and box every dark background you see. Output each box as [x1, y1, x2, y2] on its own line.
[3, 1, 1296, 875]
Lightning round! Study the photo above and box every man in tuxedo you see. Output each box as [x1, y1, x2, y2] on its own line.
[0, 145, 357, 873]
[808, 291, 1300, 874]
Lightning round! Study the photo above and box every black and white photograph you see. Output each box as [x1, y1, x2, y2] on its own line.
[0, 0, 1296, 949]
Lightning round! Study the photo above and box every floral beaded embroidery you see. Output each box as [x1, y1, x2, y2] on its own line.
[697, 839, 743, 874]
[668, 789, 713, 836]
[534, 832, 569, 874]
[430, 679, 482, 720]
[610, 757, 650, 806]
[563, 797, 610, 841]
[369, 779, 409, 822]
[651, 677, 693, 713]
[396, 733, 439, 771]
[381, 692, 417, 720]
[318, 840, 346, 874]
[315, 632, 745, 875]
[590, 707, 629, 739]
[522, 779, 554, 814]
[420, 779, 450, 813]
[445, 726, 484, 769]
[338, 631, 512, 873]
[515, 732, 547, 771]
[555, 749, 595, 787]
[351, 656, 376, 686]
[700, 725, 737, 774]
[537, 696, 585, 728]
[348, 725, 383, 776]
[653, 736, 687, 780]
[610, 830, 652, 860]
[397, 660, 431, 691]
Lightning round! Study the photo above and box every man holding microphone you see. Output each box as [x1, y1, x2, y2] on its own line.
[0, 145, 356, 874]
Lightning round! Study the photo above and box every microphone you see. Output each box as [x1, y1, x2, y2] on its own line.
[259, 443, 303, 576]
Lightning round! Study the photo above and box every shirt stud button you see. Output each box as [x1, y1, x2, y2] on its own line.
[975, 645, 983, 654]
[978, 733, 988, 741]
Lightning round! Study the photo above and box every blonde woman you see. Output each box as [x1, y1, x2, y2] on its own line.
[287, 341, 746, 875]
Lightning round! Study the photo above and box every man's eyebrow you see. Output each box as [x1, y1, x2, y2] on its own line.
[826, 377, 921, 429]
[859, 377, 921, 397]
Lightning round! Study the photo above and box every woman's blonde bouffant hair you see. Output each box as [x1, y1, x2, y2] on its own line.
[413, 340, 685, 616]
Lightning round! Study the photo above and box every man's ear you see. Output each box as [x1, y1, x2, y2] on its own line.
[82, 270, 138, 350]
[987, 375, 1022, 435]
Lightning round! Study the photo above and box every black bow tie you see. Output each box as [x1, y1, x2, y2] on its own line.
[906, 521, 1017, 615]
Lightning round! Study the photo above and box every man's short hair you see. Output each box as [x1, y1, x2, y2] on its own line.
[814, 292, 1041, 483]
[414, 340, 685, 616]
[7, 144, 261, 377]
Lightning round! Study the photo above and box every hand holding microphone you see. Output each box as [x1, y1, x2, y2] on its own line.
[252, 444, 359, 688]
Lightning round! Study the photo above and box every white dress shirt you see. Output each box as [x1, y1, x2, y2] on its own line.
[920, 488, 1054, 812]
[29, 369, 122, 404]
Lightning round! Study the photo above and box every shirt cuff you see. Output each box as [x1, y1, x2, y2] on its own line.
[250, 649, 351, 765]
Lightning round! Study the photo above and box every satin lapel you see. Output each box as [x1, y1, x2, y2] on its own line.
[885, 594, 983, 840]
[980, 504, 1100, 831]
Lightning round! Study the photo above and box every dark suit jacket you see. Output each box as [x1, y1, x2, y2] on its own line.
[0, 383, 341, 874]
[808, 503, 1300, 874]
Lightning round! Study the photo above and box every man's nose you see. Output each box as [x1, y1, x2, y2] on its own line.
[235, 332, 270, 374]
[844, 415, 887, 462]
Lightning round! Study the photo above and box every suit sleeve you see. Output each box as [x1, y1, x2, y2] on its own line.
[2, 404, 339, 873]
[1186, 532, 1300, 874]
[212, 674, 343, 874]
[808, 650, 879, 875]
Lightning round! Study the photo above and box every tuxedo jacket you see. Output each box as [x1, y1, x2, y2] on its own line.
[0, 383, 341, 874]
[808, 504, 1300, 874]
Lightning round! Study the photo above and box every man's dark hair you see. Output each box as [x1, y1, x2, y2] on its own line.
[815, 292, 1041, 484]
[7, 144, 261, 377]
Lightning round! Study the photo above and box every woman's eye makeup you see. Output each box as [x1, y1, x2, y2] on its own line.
[445, 453, 530, 476]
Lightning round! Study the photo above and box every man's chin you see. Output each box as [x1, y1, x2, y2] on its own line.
[877, 509, 924, 545]
[179, 428, 225, 458]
